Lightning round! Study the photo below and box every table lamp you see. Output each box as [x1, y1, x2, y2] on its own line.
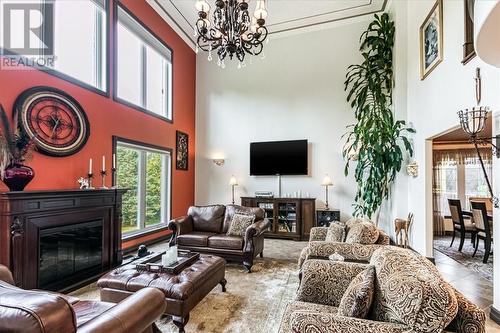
[321, 174, 333, 210]
[229, 175, 238, 204]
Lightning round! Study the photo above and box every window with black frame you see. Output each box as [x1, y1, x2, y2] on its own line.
[3, 0, 108, 91]
[115, 140, 171, 236]
[115, 4, 173, 120]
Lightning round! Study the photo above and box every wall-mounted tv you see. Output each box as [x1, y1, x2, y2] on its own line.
[250, 140, 308, 176]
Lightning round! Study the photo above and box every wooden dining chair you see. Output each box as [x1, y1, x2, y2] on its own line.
[471, 201, 493, 263]
[448, 199, 477, 252]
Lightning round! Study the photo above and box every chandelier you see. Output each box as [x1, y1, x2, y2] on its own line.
[194, 0, 269, 67]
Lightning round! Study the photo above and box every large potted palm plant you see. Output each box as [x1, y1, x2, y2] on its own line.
[343, 13, 415, 222]
[0, 104, 36, 191]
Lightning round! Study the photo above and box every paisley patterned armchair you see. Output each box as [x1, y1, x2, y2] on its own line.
[280, 246, 485, 333]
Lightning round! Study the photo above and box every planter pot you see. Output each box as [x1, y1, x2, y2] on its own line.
[2, 163, 35, 191]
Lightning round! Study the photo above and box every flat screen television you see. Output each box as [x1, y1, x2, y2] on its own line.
[250, 140, 308, 176]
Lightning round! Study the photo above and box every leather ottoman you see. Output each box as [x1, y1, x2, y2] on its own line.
[98, 254, 226, 333]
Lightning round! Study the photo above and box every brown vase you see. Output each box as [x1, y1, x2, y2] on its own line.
[3, 163, 35, 191]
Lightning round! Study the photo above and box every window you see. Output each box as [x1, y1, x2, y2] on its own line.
[3, 0, 107, 91]
[116, 5, 172, 120]
[115, 140, 171, 235]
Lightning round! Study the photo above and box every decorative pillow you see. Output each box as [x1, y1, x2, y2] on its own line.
[227, 213, 255, 236]
[325, 223, 345, 242]
[338, 266, 375, 318]
[345, 221, 379, 245]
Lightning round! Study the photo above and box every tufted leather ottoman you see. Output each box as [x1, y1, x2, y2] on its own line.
[98, 254, 226, 333]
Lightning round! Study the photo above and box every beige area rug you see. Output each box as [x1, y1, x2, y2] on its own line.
[71, 239, 308, 333]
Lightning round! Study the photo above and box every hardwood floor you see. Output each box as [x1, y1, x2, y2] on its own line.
[433, 250, 500, 332]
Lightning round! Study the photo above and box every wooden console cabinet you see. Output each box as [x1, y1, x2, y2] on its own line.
[241, 197, 315, 241]
[0, 189, 126, 291]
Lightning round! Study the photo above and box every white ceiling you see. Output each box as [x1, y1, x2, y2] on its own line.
[147, 0, 388, 49]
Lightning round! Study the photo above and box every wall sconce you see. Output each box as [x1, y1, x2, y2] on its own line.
[321, 174, 333, 210]
[457, 68, 499, 207]
[213, 159, 225, 166]
[229, 175, 239, 204]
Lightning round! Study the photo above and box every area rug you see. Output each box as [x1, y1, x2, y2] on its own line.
[71, 239, 307, 333]
[433, 236, 493, 282]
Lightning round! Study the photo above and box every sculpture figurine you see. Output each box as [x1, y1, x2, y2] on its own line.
[78, 177, 89, 189]
[395, 212, 413, 248]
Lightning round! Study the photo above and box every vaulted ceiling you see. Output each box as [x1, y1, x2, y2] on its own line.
[147, 0, 388, 49]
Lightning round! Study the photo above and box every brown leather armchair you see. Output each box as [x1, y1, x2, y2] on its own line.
[0, 265, 166, 333]
[168, 205, 270, 272]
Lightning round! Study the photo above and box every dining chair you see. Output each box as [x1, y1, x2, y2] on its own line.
[448, 199, 477, 252]
[471, 201, 493, 263]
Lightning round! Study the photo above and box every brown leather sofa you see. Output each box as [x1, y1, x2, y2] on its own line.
[168, 205, 271, 272]
[0, 264, 166, 333]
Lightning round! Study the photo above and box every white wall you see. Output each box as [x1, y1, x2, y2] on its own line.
[389, 0, 500, 256]
[195, 19, 375, 221]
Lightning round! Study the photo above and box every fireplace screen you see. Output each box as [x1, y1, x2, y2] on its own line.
[39, 220, 103, 289]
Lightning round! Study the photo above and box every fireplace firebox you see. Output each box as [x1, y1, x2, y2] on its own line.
[39, 220, 103, 290]
[0, 189, 126, 291]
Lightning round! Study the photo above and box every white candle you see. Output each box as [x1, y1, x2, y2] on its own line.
[113, 153, 116, 169]
[102, 155, 106, 172]
[89, 158, 93, 174]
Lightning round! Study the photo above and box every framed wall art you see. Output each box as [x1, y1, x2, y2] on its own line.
[420, 0, 444, 80]
[176, 130, 188, 170]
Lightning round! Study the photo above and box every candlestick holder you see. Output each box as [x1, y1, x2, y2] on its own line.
[111, 167, 117, 188]
[87, 173, 95, 189]
[100, 170, 108, 189]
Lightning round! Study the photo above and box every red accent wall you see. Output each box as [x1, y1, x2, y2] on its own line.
[0, 0, 195, 247]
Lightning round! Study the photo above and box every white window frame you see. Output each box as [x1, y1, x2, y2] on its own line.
[115, 4, 173, 121]
[116, 140, 172, 235]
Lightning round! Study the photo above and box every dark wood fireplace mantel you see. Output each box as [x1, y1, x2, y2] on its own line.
[0, 189, 127, 291]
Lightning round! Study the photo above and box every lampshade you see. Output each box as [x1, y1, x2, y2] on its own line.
[229, 176, 238, 186]
[321, 175, 333, 186]
[474, 0, 500, 67]
[458, 107, 489, 136]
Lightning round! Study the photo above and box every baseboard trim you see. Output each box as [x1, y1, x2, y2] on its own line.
[490, 306, 500, 325]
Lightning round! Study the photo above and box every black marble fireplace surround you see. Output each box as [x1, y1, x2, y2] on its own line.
[0, 189, 126, 292]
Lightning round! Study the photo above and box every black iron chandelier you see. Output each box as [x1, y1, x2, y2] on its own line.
[194, 0, 269, 68]
[458, 68, 500, 207]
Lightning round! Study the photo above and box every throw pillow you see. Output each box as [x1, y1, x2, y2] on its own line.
[338, 266, 375, 319]
[325, 223, 345, 242]
[345, 221, 379, 245]
[227, 213, 255, 236]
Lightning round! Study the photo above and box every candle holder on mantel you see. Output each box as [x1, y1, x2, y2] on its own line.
[87, 173, 95, 189]
[100, 170, 108, 189]
[111, 167, 117, 188]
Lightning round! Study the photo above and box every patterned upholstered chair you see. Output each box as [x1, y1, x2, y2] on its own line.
[298, 219, 391, 267]
[279, 246, 485, 333]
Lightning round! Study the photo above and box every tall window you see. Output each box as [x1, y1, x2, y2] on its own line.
[116, 5, 172, 120]
[2, 0, 107, 90]
[50, 0, 107, 90]
[116, 141, 171, 235]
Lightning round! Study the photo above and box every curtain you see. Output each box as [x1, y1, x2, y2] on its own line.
[432, 148, 492, 236]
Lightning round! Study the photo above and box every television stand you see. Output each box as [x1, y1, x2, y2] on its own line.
[241, 196, 315, 241]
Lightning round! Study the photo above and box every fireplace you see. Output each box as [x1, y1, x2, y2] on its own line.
[39, 220, 103, 290]
[0, 189, 127, 291]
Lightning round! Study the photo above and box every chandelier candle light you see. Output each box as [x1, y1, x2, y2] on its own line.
[321, 174, 333, 210]
[194, 0, 269, 67]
